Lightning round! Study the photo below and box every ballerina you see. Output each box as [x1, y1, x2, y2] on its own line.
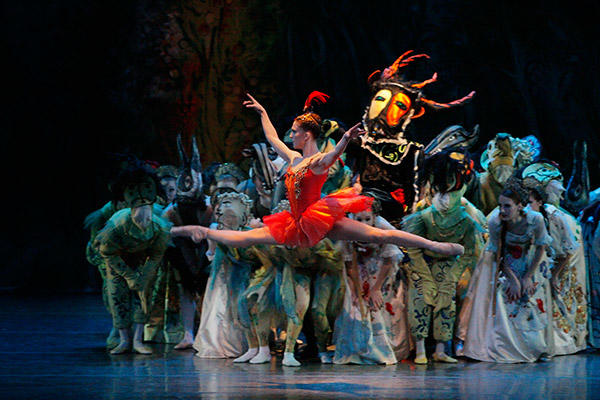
[171, 92, 464, 256]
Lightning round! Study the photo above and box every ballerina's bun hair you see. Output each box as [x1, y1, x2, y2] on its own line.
[294, 91, 330, 139]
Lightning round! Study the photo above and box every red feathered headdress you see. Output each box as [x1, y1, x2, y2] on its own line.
[303, 91, 330, 112]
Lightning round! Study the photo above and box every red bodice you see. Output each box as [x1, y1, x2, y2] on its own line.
[284, 167, 328, 217]
[263, 164, 372, 248]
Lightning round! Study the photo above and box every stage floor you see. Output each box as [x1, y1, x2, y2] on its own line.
[1, 294, 599, 399]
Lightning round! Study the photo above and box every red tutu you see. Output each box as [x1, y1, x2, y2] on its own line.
[263, 167, 372, 247]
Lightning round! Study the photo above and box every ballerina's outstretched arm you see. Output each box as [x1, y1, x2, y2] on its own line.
[171, 225, 278, 247]
[311, 122, 364, 175]
[243, 93, 300, 164]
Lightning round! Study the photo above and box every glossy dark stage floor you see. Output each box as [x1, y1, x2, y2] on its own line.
[1, 294, 599, 400]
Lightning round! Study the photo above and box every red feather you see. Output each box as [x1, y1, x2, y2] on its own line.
[367, 70, 381, 84]
[303, 91, 330, 112]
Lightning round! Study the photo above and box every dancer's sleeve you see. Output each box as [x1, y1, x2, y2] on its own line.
[547, 208, 578, 258]
[532, 212, 553, 247]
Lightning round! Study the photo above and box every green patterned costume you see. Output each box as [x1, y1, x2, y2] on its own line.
[96, 209, 171, 329]
[85, 201, 124, 315]
[243, 238, 344, 353]
[402, 205, 484, 342]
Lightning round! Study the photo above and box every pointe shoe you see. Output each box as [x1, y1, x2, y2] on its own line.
[319, 351, 333, 364]
[110, 341, 131, 355]
[234, 348, 258, 363]
[432, 352, 457, 363]
[282, 352, 301, 367]
[414, 354, 428, 365]
[133, 342, 153, 355]
[249, 347, 271, 364]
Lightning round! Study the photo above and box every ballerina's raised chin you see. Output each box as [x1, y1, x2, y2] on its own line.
[171, 91, 464, 256]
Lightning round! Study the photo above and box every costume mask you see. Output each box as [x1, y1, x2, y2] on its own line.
[176, 134, 203, 204]
[425, 150, 473, 212]
[156, 165, 178, 203]
[522, 162, 563, 185]
[423, 125, 479, 157]
[362, 51, 475, 165]
[546, 179, 566, 206]
[123, 175, 157, 208]
[433, 186, 466, 214]
[131, 204, 153, 231]
[215, 192, 252, 230]
[242, 143, 277, 194]
[482, 134, 514, 185]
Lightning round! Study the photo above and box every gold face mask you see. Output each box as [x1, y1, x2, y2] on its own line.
[368, 89, 392, 120]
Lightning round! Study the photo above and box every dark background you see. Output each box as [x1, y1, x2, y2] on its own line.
[2, 0, 598, 293]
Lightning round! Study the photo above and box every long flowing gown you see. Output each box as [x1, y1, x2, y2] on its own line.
[543, 205, 587, 355]
[333, 242, 403, 365]
[263, 162, 372, 247]
[193, 243, 259, 358]
[373, 216, 413, 359]
[464, 209, 554, 363]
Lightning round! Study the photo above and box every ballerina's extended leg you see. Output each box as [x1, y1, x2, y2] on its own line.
[172, 219, 463, 255]
[327, 217, 464, 256]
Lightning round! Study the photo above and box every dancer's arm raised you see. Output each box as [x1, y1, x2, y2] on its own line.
[244, 93, 300, 164]
[311, 122, 364, 175]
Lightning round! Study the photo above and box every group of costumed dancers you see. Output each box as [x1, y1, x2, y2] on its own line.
[85, 51, 600, 366]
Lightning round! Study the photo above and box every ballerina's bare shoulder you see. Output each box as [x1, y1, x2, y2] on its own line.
[288, 153, 327, 175]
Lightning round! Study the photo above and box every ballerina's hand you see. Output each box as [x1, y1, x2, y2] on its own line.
[191, 226, 209, 243]
[242, 93, 266, 115]
[345, 122, 366, 140]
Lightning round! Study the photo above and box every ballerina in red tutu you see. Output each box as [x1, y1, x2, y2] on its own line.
[171, 92, 464, 256]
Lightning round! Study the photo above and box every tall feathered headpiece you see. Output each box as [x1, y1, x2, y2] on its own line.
[367, 50, 475, 120]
